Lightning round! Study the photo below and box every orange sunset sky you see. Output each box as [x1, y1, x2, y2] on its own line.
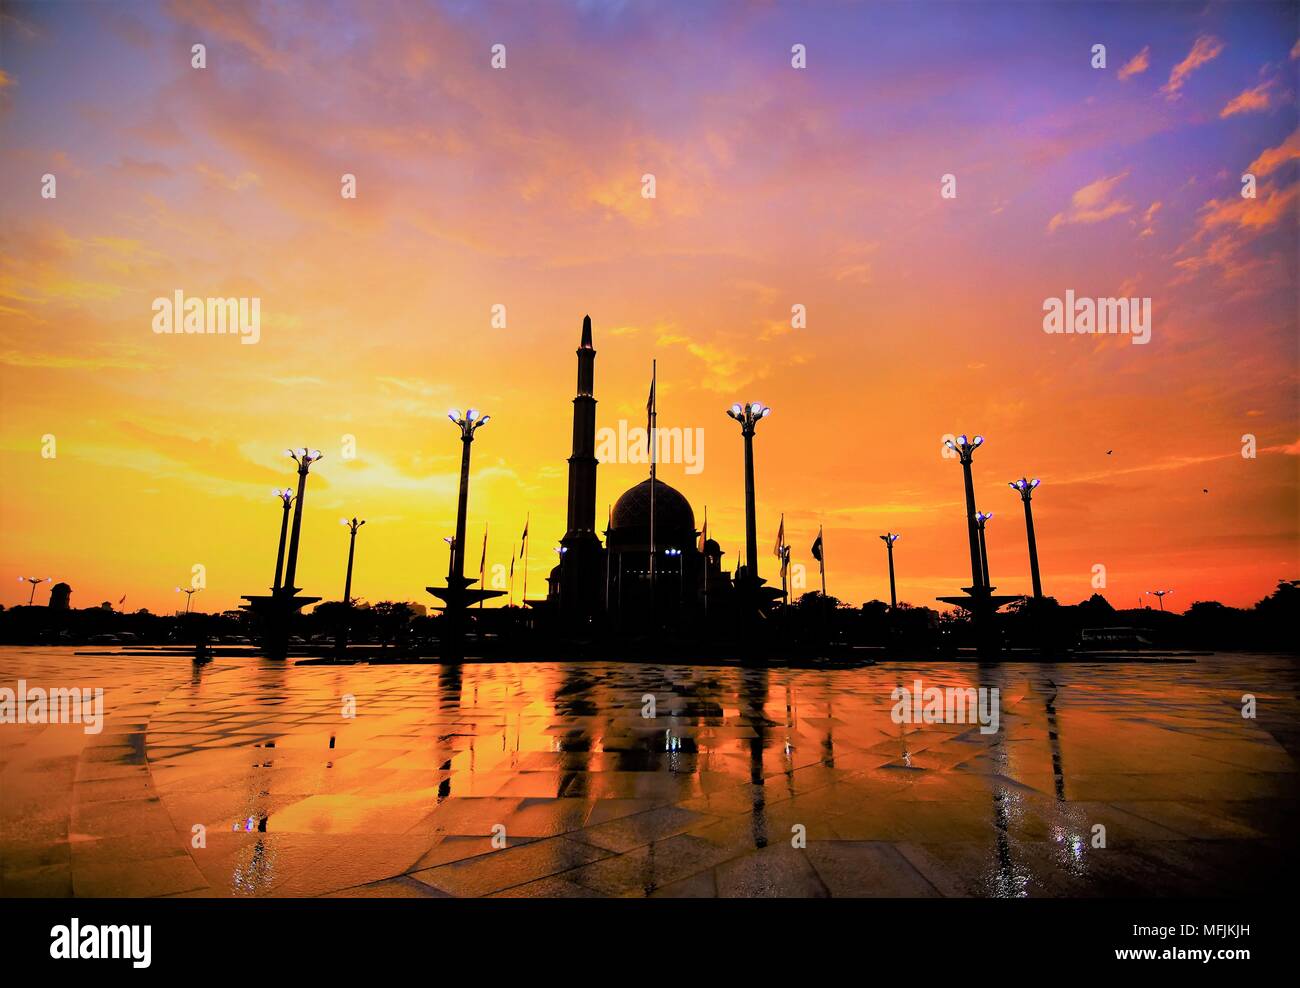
[1, 0, 1297, 616]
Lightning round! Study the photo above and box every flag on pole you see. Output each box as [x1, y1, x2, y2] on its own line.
[646, 367, 656, 462]
[478, 524, 488, 607]
[811, 530, 824, 563]
[780, 544, 791, 578]
[519, 517, 528, 557]
[697, 506, 707, 553]
[773, 513, 785, 560]
[647, 360, 657, 595]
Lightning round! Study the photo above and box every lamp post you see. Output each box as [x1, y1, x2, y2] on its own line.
[1008, 478, 1043, 599]
[725, 401, 772, 595]
[271, 488, 294, 591]
[944, 434, 986, 590]
[175, 586, 201, 615]
[447, 409, 490, 581]
[442, 536, 457, 579]
[879, 533, 900, 609]
[282, 448, 324, 594]
[18, 576, 50, 605]
[975, 511, 994, 590]
[1146, 589, 1173, 611]
[665, 547, 684, 614]
[340, 517, 365, 604]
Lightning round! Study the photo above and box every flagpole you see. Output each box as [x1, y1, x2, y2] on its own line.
[818, 524, 828, 639]
[510, 548, 516, 607]
[522, 513, 529, 606]
[777, 513, 787, 608]
[604, 504, 611, 614]
[648, 359, 657, 629]
[819, 525, 827, 598]
[701, 505, 708, 619]
[478, 523, 487, 609]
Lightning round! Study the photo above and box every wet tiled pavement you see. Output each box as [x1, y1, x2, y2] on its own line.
[1, 648, 1295, 897]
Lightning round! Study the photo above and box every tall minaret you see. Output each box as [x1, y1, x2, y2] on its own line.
[563, 314, 598, 544]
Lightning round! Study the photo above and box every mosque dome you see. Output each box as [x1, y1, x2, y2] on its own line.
[607, 478, 698, 552]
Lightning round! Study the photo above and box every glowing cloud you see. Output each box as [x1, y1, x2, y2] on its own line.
[1160, 35, 1225, 100]
[1048, 172, 1133, 232]
[1118, 46, 1151, 81]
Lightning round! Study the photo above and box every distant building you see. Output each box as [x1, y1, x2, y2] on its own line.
[49, 583, 71, 609]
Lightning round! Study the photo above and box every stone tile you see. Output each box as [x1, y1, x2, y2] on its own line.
[805, 840, 942, 897]
[565, 834, 737, 896]
[73, 854, 209, 897]
[2, 649, 1297, 899]
[567, 805, 717, 852]
[714, 844, 829, 897]
[409, 836, 610, 896]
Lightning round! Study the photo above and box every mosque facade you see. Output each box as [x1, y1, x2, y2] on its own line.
[545, 317, 733, 630]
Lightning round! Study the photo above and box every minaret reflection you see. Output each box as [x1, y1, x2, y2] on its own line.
[551, 662, 596, 798]
[739, 666, 771, 849]
[434, 662, 464, 803]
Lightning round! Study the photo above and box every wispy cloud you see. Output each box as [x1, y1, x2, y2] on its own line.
[1220, 76, 1280, 118]
[1160, 35, 1225, 101]
[1048, 171, 1133, 232]
[1118, 46, 1151, 81]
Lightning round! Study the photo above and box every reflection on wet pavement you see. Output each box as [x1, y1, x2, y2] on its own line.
[1, 648, 1295, 897]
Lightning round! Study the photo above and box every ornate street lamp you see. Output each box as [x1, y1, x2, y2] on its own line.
[428, 410, 502, 652]
[175, 585, 201, 615]
[18, 575, 51, 605]
[442, 535, 456, 579]
[879, 533, 901, 610]
[725, 401, 772, 594]
[944, 434, 986, 591]
[282, 448, 324, 594]
[446, 409, 490, 580]
[975, 511, 994, 590]
[1008, 477, 1043, 599]
[1146, 589, 1173, 611]
[339, 517, 365, 605]
[271, 488, 295, 591]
